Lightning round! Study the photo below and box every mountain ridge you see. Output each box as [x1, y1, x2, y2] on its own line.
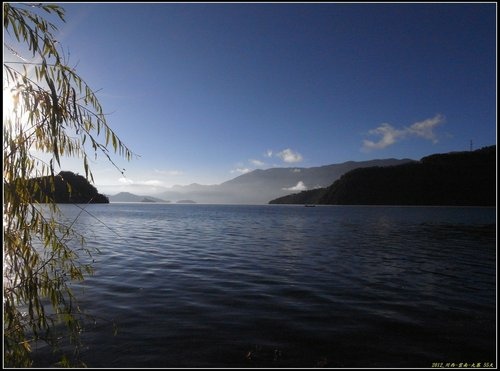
[109, 192, 169, 203]
[269, 146, 496, 206]
[109, 158, 414, 204]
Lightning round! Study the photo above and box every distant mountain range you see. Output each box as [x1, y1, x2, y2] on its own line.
[108, 158, 413, 204]
[270, 146, 496, 206]
[108, 192, 169, 203]
[108, 192, 199, 204]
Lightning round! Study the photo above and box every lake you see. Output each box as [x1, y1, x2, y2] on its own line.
[30, 204, 496, 368]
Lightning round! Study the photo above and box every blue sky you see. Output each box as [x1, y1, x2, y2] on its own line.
[7, 3, 497, 194]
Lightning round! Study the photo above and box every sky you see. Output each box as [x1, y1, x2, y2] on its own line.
[4, 2, 497, 195]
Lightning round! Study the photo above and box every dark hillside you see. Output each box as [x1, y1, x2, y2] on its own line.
[270, 146, 496, 206]
[19, 171, 109, 204]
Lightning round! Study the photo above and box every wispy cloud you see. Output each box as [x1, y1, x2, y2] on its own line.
[250, 159, 266, 167]
[118, 177, 164, 186]
[362, 123, 402, 150]
[407, 114, 444, 142]
[154, 169, 183, 176]
[141, 180, 163, 186]
[277, 148, 303, 163]
[232, 148, 303, 176]
[283, 181, 307, 192]
[118, 177, 134, 185]
[231, 167, 252, 174]
[362, 114, 445, 151]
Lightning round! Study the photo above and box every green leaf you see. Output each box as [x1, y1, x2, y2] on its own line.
[3, 4, 134, 366]
[83, 156, 89, 179]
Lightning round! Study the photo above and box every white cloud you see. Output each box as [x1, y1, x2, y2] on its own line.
[265, 150, 273, 158]
[118, 177, 164, 186]
[141, 180, 163, 186]
[283, 181, 308, 192]
[362, 114, 445, 151]
[407, 114, 444, 143]
[250, 159, 265, 167]
[363, 123, 403, 150]
[231, 167, 252, 174]
[118, 177, 134, 184]
[277, 148, 303, 163]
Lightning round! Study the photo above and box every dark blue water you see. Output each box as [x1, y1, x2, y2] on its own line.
[31, 204, 496, 368]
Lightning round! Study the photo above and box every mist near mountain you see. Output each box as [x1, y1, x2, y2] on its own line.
[144, 158, 413, 204]
[109, 192, 168, 203]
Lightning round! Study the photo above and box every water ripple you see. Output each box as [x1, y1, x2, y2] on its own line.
[31, 204, 496, 368]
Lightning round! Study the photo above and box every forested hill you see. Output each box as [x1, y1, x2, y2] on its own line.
[23, 171, 109, 204]
[270, 145, 496, 206]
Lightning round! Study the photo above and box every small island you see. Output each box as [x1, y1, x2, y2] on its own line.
[176, 200, 196, 204]
[22, 170, 109, 204]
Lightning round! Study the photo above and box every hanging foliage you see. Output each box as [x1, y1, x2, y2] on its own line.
[3, 3, 133, 366]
